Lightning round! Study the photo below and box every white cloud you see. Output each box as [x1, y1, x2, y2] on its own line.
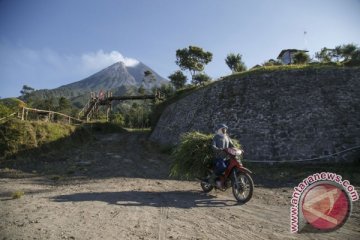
[81, 50, 139, 72]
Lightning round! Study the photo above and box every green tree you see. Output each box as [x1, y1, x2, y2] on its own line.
[333, 43, 360, 66]
[347, 49, 360, 66]
[315, 47, 337, 63]
[314, 44, 360, 65]
[192, 73, 211, 86]
[175, 46, 212, 80]
[335, 43, 357, 62]
[58, 97, 71, 111]
[168, 70, 187, 89]
[293, 51, 310, 64]
[156, 83, 175, 97]
[225, 53, 247, 73]
[20, 85, 35, 96]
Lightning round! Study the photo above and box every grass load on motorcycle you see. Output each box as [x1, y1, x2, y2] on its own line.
[170, 124, 254, 203]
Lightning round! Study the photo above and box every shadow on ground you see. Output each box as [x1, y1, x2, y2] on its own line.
[0, 127, 172, 181]
[51, 190, 239, 209]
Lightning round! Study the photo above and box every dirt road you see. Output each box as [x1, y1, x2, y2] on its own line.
[1, 132, 359, 239]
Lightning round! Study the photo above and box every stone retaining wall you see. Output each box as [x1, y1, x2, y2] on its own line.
[150, 67, 360, 162]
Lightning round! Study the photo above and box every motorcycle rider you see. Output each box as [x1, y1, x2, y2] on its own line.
[209, 123, 234, 186]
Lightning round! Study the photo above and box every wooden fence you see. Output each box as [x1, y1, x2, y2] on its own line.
[0, 112, 17, 122]
[20, 107, 83, 124]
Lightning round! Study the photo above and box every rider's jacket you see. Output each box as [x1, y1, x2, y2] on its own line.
[212, 133, 234, 159]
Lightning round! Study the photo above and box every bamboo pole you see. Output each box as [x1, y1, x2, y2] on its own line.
[20, 107, 83, 124]
[21, 107, 25, 121]
[106, 105, 111, 122]
[0, 112, 16, 121]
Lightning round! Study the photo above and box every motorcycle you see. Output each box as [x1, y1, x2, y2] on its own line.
[200, 148, 254, 203]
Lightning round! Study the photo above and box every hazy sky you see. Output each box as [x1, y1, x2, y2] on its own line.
[1, 0, 359, 98]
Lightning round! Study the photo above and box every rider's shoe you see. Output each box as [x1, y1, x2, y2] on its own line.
[216, 180, 223, 189]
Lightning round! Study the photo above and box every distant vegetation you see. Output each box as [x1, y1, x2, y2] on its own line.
[314, 43, 360, 66]
[19, 85, 79, 117]
[170, 43, 360, 91]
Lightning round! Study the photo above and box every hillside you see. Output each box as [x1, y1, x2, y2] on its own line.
[150, 66, 360, 163]
[0, 119, 91, 159]
[55, 61, 167, 95]
[24, 61, 168, 105]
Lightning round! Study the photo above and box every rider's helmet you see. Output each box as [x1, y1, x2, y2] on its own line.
[216, 123, 228, 130]
[215, 123, 228, 134]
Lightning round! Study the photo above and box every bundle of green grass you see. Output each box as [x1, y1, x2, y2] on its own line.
[170, 131, 241, 179]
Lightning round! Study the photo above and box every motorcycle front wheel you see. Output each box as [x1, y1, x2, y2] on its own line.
[231, 170, 254, 203]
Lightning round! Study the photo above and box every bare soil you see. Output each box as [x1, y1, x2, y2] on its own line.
[1, 131, 359, 240]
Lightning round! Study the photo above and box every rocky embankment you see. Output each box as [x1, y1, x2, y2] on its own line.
[150, 67, 360, 162]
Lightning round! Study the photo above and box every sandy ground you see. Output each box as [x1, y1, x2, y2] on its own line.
[1, 132, 359, 240]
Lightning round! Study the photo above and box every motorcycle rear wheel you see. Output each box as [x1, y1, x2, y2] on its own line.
[200, 180, 214, 193]
[231, 170, 254, 203]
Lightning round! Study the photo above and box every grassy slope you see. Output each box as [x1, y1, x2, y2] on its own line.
[0, 119, 81, 159]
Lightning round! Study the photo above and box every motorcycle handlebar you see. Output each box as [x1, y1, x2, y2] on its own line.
[223, 148, 244, 155]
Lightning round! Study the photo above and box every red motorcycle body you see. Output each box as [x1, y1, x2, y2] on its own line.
[217, 149, 252, 187]
[201, 147, 254, 203]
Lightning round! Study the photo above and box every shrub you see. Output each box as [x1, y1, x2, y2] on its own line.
[109, 112, 125, 126]
[12, 190, 25, 199]
[0, 103, 12, 118]
[225, 53, 247, 73]
[191, 73, 212, 86]
[170, 131, 241, 179]
[0, 119, 77, 158]
[293, 51, 310, 64]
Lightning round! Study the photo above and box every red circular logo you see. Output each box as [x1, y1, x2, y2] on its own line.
[301, 183, 350, 231]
